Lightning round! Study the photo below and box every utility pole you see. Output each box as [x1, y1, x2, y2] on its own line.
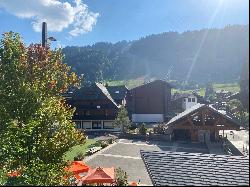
[42, 22, 47, 47]
[42, 22, 56, 47]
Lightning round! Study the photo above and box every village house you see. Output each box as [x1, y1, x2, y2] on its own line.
[165, 103, 242, 142]
[127, 80, 173, 123]
[65, 83, 128, 132]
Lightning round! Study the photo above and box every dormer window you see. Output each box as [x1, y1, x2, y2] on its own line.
[115, 91, 119, 94]
[97, 105, 101, 109]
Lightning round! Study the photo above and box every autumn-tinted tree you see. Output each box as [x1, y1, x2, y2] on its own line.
[0, 32, 85, 185]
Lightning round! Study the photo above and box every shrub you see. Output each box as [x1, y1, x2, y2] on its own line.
[100, 141, 109, 148]
[128, 124, 137, 131]
[115, 167, 128, 186]
[139, 123, 147, 135]
[153, 124, 166, 134]
[74, 152, 85, 161]
[107, 138, 114, 144]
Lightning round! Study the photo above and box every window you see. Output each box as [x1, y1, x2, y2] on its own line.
[92, 121, 102, 129]
[115, 91, 119, 94]
[97, 105, 101, 109]
[192, 98, 195, 102]
[103, 122, 114, 129]
[188, 98, 192, 102]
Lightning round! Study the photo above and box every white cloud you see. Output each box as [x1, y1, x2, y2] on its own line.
[0, 0, 99, 37]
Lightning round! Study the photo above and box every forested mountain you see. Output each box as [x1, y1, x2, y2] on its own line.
[62, 25, 249, 84]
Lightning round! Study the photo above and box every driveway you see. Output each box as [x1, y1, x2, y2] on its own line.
[85, 139, 208, 185]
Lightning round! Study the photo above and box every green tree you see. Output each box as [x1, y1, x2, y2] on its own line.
[113, 105, 131, 133]
[138, 123, 147, 135]
[115, 167, 128, 186]
[0, 32, 85, 185]
[228, 99, 249, 126]
[239, 52, 249, 111]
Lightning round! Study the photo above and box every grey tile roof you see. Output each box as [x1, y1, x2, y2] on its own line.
[141, 150, 249, 186]
[166, 104, 242, 127]
[71, 83, 119, 108]
[130, 79, 174, 91]
[106, 85, 128, 100]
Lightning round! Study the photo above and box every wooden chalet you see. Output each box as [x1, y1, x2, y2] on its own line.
[165, 103, 242, 142]
[127, 80, 173, 123]
[65, 83, 127, 132]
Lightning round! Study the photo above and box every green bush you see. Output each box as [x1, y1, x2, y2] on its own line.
[107, 138, 114, 144]
[74, 152, 85, 161]
[100, 141, 109, 148]
[153, 124, 166, 134]
[139, 123, 147, 135]
[115, 167, 128, 186]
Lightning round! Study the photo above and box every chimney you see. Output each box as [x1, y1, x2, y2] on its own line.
[42, 22, 47, 47]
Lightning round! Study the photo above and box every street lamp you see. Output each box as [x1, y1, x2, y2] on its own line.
[42, 22, 56, 47]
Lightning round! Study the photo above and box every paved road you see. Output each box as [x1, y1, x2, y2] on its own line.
[85, 139, 208, 186]
[221, 130, 249, 156]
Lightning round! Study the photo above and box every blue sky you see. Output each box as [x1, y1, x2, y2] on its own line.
[0, 0, 249, 47]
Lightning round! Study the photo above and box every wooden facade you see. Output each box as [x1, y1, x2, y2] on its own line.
[65, 83, 127, 132]
[127, 80, 173, 123]
[166, 104, 241, 142]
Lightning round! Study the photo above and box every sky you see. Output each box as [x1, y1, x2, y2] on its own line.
[0, 0, 249, 48]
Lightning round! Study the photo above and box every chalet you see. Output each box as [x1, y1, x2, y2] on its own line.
[165, 103, 242, 142]
[65, 83, 127, 132]
[127, 80, 173, 123]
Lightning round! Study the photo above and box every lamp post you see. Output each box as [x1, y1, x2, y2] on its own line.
[42, 22, 56, 47]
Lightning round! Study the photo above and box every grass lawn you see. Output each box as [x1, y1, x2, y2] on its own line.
[64, 139, 101, 161]
[106, 78, 145, 89]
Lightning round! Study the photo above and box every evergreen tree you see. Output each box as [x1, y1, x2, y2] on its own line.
[113, 105, 131, 133]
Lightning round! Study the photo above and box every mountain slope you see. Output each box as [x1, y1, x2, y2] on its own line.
[62, 25, 249, 84]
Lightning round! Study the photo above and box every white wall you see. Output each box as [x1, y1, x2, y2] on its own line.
[182, 96, 198, 110]
[132, 114, 164, 123]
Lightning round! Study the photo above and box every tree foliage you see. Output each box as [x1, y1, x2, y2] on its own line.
[113, 105, 131, 133]
[115, 167, 128, 186]
[0, 32, 85, 185]
[239, 52, 249, 111]
[138, 123, 147, 135]
[228, 99, 249, 126]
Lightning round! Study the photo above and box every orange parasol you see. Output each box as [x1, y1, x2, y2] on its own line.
[82, 167, 115, 184]
[65, 161, 89, 174]
[130, 181, 138, 186]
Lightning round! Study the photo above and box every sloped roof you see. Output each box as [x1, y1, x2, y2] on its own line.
[130, 79, 173, 91]
[141, 150, 249, 186]
[96, 83, 119, 108]
[106, 85, 128, 100]
[166, 103, 242, 127]
[71, 83, 119, 108]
